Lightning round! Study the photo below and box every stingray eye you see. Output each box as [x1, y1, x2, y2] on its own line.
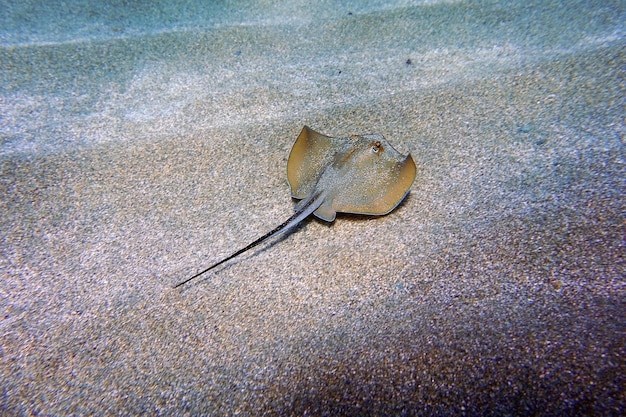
[371, 141, 383, 154]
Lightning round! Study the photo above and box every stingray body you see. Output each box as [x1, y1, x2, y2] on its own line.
[174, 126, 416, 288]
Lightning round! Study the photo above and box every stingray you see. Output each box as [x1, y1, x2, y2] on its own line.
[174, 126, 416, 288]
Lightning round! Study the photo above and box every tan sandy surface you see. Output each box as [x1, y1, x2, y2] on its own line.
[1, 1, 624, 415]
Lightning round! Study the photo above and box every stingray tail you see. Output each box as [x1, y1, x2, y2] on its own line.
[174, 190, 326, 288]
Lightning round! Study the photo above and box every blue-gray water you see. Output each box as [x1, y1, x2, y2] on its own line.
[2, 0, 624, 156]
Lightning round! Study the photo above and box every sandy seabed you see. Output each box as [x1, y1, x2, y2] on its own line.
[1, 0, 624, 415]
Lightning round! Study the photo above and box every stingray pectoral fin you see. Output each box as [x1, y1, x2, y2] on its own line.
[371, 153, 417, 213]
[287, 126, 335, 199]
[335, 153, 417, 216]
